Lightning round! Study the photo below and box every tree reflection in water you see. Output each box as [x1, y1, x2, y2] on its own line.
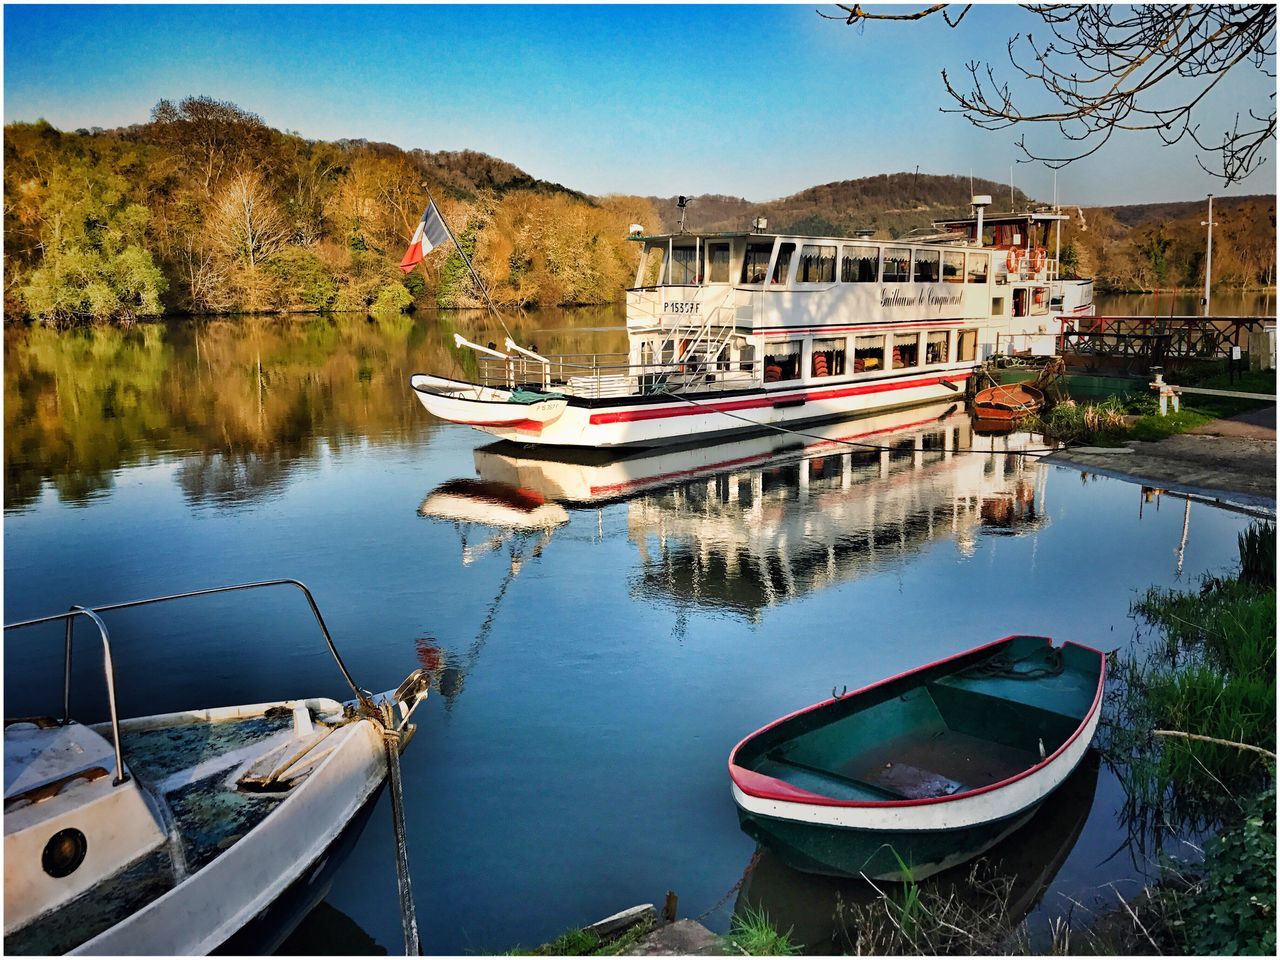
[4, 307, 628, 511]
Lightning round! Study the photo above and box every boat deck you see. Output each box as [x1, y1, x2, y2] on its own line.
[6, 713, 297, 955]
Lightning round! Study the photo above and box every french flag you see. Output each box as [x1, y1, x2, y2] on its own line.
[400, 201, 451, 273]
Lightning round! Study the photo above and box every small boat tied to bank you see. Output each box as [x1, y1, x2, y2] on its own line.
[728, 635, 1105, 881]
[409, 196, 1093, 448]
[971, 382, 1046, 423]
[3, 580, 430, 955]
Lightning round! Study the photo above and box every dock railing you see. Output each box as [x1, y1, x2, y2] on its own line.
[475, 345, 756, 399]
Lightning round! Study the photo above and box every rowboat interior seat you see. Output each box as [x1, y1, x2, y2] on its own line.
[745, 637, 1101, 804]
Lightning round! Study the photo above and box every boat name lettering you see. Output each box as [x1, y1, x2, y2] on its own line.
[879, 287, 965, 309]
[663, 301, 701, 314]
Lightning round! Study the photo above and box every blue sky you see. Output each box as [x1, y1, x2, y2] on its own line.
[4, 4, 1275, 205]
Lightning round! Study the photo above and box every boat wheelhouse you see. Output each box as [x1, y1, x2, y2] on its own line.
[410, 198, 1093, 448]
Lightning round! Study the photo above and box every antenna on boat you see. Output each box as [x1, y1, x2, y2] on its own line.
[677, 195, 693, 233]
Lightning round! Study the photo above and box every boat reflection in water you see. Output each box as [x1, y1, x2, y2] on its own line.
[416, 479, 569, 710]
[469, 400, 1050, 619]
[730, 750, 1101, 954]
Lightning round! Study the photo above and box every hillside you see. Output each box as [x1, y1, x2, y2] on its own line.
[4, 98, 1275, 324]
[4, 97, 655, 322]
[648, 173, 1034, 238]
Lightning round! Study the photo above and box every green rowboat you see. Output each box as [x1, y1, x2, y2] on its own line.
[728, 635, 1105, 880]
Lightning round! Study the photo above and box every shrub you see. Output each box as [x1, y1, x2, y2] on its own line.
[265, 247, 337, 310]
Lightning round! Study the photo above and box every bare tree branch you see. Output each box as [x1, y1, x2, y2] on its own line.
[833, 4, 1277, 186]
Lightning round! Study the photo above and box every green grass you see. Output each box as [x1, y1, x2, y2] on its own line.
[506, 928, 601, 956]
[506, 918, 657, 957]
[722, 904, 801, 956]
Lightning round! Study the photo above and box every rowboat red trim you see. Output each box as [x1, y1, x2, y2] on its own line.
[728, 635, 1106, 809]
[586, 412, 954, 496]
[589, 372, 971, 426]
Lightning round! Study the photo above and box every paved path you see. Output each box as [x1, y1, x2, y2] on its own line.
[1185, 404, 1276, 440]
[1043, 415, 1276, 511]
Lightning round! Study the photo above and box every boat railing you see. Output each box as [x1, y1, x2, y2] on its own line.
[3, 579, 374, 789]
[475, 351, 758, 399]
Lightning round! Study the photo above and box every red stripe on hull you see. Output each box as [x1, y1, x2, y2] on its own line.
[588, 372, 971, 426]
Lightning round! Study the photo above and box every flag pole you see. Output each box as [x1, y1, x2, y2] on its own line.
[421, 184, 515, 344]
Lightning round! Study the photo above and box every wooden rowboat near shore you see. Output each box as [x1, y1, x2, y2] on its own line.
[971, 383, 1045, 422]
[728, 635, 1105, 881]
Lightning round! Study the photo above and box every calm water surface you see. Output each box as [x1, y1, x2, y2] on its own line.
[2, 301, 1267, 953]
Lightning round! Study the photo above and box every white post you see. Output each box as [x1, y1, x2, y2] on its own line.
[1202, 194, 1216, 319]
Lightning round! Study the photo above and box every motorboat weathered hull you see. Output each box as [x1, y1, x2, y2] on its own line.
[972, 383, 1044, 421]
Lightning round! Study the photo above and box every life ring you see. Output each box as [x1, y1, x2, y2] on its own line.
[1006, 248, 1021, 273]
[1030, 247, 1047, 272]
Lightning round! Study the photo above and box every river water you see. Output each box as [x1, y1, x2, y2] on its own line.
[1, 296, 1270, 954]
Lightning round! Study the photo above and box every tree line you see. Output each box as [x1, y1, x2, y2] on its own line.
[1057, 196, 1276, 293]
[3, 97, 658, 324]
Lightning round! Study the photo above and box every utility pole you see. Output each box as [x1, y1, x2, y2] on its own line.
[1201, 194, 1216, 318]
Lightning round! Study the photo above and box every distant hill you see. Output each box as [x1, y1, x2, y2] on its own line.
[1094, 195, 1272, 229]
[646, 173, 1035, 239]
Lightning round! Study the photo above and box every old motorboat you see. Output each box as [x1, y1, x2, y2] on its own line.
[3, 580, 430, 955]
[728, 635, 1105, 880]
[410, 199, 1094, 448]
[972, 382, 1045, 422]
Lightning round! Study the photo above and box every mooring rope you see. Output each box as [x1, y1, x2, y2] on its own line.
[383, 727, 422, 954]
[695, 849, 763, 923]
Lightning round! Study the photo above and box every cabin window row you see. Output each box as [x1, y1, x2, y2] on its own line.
[744, 243, 990, 286]
[642, 241, 991, 287]
[763, 328, 979, 382]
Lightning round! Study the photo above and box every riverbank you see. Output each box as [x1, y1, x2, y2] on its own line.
[1043, 407, 1277, 510]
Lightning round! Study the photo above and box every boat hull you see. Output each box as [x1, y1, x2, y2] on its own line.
[411, 368, 974, 448]
[729, 636, 1105, 881]
[735, 801, 1041, 881]
[211, 782, 386, 955]
[971, 384, 1044, 421]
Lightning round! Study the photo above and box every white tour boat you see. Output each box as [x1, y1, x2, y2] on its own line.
[410, 197, 1093, 448]
[4, 580, 430, 955]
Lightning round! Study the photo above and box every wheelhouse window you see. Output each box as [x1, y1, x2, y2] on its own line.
[796, 245, 837, 283]
[913, 250, 940, 283]
[942, 251, 964, 283]
[853, 335, 885, 372]
[841, 244, 879, 282]
[705, 242, 730, 283]
[957, 328, 978, 362]
[764, 341, 800, 382]
[925, 331, 950, 364]
[741, 242, 772, 284]
[670, 245, 699, 284]
[811, 337, 846, 377]
[1032, 286, 1050, 316]
[966, 252, 990, 283]
[882, 248, 910, 283]
[640, 245, 666, 287]
[771, 243, 796, 284]
[893, 333, 920, 368]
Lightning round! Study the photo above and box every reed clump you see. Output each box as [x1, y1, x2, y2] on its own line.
[1019, 397, 1133, 446]
[1097, 519, 1276, 955]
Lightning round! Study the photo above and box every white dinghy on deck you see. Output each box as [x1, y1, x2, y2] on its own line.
[3, 580, 430, 956]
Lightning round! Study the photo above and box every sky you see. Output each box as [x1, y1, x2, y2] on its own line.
[4, 3, 1276, 206]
